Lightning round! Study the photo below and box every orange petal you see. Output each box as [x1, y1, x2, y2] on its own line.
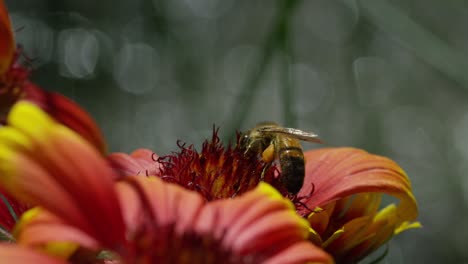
[0, 0, 14, 75]
[0, 244, 67, 264]
[298, 148, 418, 227]
[325, 216, 373, 255]
[307, 207, 330, 236]
[340, 193, 382, 222]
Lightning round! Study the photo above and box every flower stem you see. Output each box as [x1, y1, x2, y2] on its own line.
[279, 27, 297, 128]
[223, 0, 301, 140]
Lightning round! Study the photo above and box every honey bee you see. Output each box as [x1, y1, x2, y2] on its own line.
[240, 122, 323, 194]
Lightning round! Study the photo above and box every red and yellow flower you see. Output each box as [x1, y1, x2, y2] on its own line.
[0, 102, 332, 263]
[110, 131, 420, 263]
[0, 0, 420, 263]
[108, 127, 421, 255]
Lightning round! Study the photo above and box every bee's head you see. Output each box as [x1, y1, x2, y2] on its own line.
[239, 129, 270, 156]
[239, 130, 252, 152]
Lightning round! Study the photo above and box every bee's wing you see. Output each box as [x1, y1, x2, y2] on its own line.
[258, 126, 324, 144]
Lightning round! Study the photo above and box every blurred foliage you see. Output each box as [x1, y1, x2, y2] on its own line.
[5, 0, 468, 263]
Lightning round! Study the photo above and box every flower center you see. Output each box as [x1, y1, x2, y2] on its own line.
[126, 224, 266, 264]
[157, 128, 286, 200]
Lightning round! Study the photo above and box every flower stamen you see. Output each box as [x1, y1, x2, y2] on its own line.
[157, 127, 284, 201]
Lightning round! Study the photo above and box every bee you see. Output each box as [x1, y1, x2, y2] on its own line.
[240, 122, 323, 194]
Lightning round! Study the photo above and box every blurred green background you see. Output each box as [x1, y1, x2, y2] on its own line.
[6, 0, 468, 263]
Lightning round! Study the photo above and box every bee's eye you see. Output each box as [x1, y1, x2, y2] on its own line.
[239, 134, 248, 146]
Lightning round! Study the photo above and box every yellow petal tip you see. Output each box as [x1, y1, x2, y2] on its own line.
[395, 221, 422, 234]
[43, 241, 79, 259]
[8, 102, 56, 139]
[255, 182, 295, 210]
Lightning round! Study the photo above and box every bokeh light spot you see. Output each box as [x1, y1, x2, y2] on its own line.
[353, 56, 398, 108]
[113, 43, 158, 94]
[10, 13, 54, 67]
[58, 28, 99, 79]
[291, 63, 333, 115]
[183, 0, 234, 19]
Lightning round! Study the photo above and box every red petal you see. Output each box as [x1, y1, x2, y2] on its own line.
[35, 127, 125, 248]
[9, 154, 89, 231]
[230, 210, 308, 254]
[108, 148, 160, 177]
[118, 177, 332, 263]
[299, 148, 418, 226]
[195, 183, 333, 263]
[6, 136, 125, 248]
[218, 190, 293, 244]
[0, 103, 126, 249]
[124, 176, 204, 229]
[0, 244, 67, 264]
[0, 0, 14, 75]
[115, 176, 206, 260]
[114, 181, 143, 235]
[23, 84, 106, 153]
[15, 208, 100, 251]
[108, 152, 143, 177]
[130, 148, 159, 163]
[115, 176, 203, 238]
[265, 241, 333, 264]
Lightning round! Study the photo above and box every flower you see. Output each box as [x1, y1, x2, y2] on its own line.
[0, 2, 420, 262]
[113, 136, 420, 263]
[0, 102, 333, 263]
[294, 148, 421, 263]
[113, 135, 420, 263]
